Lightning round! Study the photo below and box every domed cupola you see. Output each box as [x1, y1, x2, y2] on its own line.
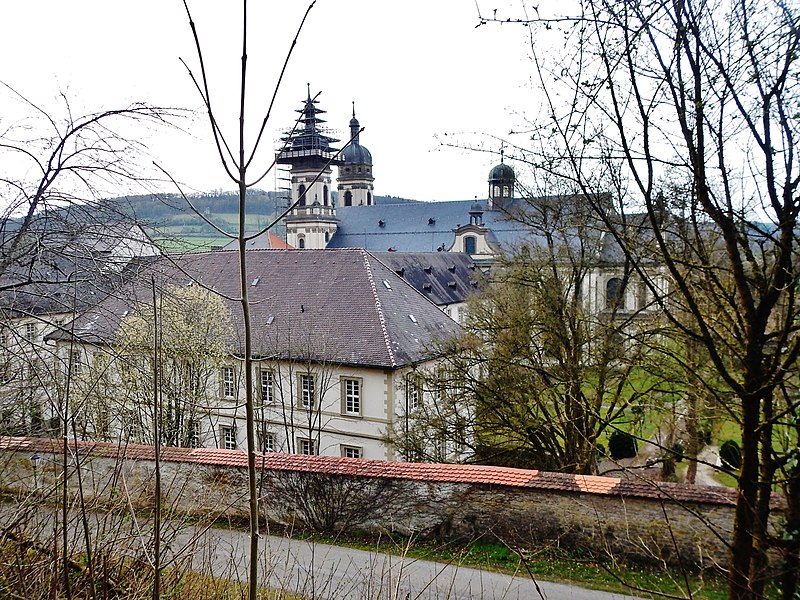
[488, 149, 515, 210]
[338, 103, 375, 207]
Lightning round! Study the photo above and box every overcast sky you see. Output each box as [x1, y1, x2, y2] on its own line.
[1, 1, 540, 202]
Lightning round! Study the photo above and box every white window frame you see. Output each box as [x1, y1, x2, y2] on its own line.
[260, 432, 276, 453]
[260, 368, 274, 404]
[222, 366, 236, 399]
[341, 445, 363, 459]
[187, 419, 201, 448]
[70, 349, 82, 377]
[407, 375, 421, 411]
[341, 377, 362, 416]
[220, 425, 237, 450]
[24, 323, 37, 342]
[298, 437, 316, 455]
[299, 373, 316, 409]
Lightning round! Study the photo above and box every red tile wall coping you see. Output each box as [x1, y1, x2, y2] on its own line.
[3, 436, 739, 506]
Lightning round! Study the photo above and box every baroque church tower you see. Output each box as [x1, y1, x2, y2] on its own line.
[277, 86, 341, 250]
[337, 103, 374, 207]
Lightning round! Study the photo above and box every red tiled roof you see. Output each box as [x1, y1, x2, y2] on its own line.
[4, 437, 742, 506]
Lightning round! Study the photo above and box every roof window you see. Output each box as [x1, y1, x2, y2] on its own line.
[408, 314, 417, 323]
[383, 280, 392, 290]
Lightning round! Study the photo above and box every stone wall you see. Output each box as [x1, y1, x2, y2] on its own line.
[0, 437, 749, 568]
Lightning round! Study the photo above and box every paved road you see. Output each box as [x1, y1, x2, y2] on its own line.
[188, 526, 646, 600]
[2, 502, 645, 600]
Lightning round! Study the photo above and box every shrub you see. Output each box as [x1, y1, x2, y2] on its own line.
[719, 440, 741, 470]
[608, 431, 638, 460]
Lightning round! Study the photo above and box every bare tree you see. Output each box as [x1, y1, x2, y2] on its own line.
[477, 0, 800, 597]
[174, 2, 338, 597]
[391, 194, 665, 473]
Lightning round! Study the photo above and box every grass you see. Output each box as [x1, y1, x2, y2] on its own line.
[290, 530, 735, 600]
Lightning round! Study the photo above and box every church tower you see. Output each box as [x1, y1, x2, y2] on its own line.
[277, 86, 341, 249]
[487, 149, 515, 211]
[337, 104, 375, 207]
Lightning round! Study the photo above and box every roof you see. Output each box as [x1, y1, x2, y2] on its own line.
[0, 221, 158, 317]
[370, 252, 483, 306]
[221, 231, 293, 251]
[328, 199, 537, 252]
[2, 436, 744, 507]
[49, 249, 462, 369]
[488, 162, 515, 182]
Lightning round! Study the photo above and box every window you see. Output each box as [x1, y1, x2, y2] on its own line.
[463, 235, 477, 255]
[70, 350, 82, 377]
[341, 377, 362, 416]
[341, 445, 362, 459]
[298, 438, 316, 455]
[344, 191, 353, 206]
[221, 366, 236, 399]
[298, 184, 306, 206]
[260, 369, 274, 404]
[323, 185, 329, 206]
[298, 237, 306, 249]
[407, 376, 422, 411]
[299, 373, 316, 409]
[187, 420, 201, 448]
[606, 277, 625, 309]
[260, 432, 276, 453]
[24, 323, 37, 342]
[220, 425, 237, 450]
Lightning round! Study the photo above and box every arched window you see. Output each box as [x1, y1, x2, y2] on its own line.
[323, 185, 329, 206]
[367, 192, 372, 205]
[324, 232, 330, 243]
[344, 191, 353, 206]
[298, 237, 305, 249]
[606, 277, 624, 308]
[298, 185, 306, 207]
[464, 235, 477, 255]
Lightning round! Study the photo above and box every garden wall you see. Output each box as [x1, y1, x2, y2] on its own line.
[0, 436, 750, 567]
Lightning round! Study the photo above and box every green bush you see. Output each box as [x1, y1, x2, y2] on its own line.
[720, 439, 741, 470]
[609, 431, 638, 460]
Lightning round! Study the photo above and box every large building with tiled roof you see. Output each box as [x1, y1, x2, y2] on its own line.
[274, 90, 663, 321]
[44, 248, 462, 460]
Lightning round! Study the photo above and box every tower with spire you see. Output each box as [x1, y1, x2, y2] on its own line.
[337, 103, 374, 207]
[277, 86, 341, 249]
[487, 146, 515, 210]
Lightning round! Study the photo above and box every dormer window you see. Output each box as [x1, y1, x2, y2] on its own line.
[378, 219, 385, 227]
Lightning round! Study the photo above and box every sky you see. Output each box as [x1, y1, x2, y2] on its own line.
[1, 1, 540, 203]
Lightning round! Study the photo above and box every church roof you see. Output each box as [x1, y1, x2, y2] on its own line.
[328, 199, 534, 252]
[48, 249, 461, 369]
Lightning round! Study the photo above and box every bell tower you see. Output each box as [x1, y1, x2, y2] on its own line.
[277, 86, 341, 249]
[338, 103, 375, 207]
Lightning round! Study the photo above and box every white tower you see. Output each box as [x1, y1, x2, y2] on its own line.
[277, 86, 341, 249]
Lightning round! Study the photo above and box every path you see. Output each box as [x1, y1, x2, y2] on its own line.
[190, 526, 649, 600]
[1, 502, 646, 600]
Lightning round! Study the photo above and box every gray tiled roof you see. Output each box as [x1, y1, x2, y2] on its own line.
[370, 252, 484, 306]
[328, 199, 535, 252]
[51, 249, 462, 369]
